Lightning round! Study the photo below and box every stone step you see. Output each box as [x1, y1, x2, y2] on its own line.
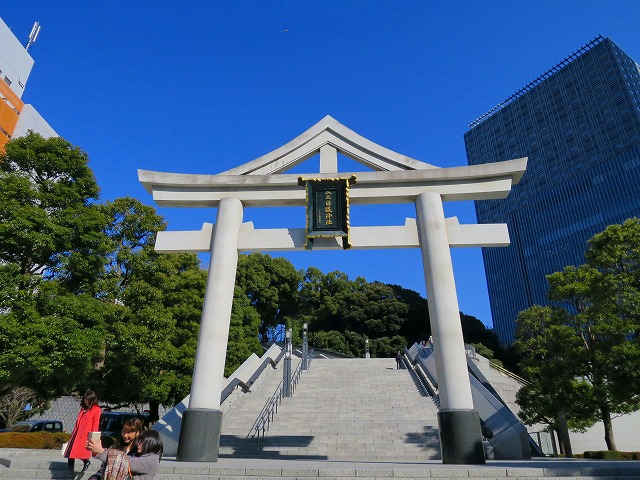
[0, 456, 638, 479]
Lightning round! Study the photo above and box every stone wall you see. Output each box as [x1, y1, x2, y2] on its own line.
[31, 396, 168, 433]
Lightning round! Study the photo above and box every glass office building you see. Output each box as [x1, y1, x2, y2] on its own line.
[464, 36, 640, 345]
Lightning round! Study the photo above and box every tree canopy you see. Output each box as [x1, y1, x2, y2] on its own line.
[235, 252, 302, 342]
[0, 135, 262, 420]
[0, 133, 108, 398]
[515, 218, 640, 451]
[0, 132, 104, 288]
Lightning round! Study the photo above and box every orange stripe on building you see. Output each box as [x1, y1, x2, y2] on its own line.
[0, 79, 24, 150]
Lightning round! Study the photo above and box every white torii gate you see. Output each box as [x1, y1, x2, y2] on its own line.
[138, 116, 527, 464]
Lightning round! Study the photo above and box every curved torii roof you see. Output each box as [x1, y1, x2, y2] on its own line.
[219, 115, 437, 174]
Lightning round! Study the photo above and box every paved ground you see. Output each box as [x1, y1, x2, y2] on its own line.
[2, 448, 640, 471]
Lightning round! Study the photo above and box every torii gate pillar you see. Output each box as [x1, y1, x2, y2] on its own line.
[416, 192, 485, 464]
[176, 197, 243, 462]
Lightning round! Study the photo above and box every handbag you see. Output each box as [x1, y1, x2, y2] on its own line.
[60, 441, 68, 457]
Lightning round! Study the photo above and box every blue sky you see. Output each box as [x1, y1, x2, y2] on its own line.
[3, 2, 640, 328]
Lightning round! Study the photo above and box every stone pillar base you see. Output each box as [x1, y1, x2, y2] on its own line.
[438, 409, 486, 464]
[176, 408, 222, 462]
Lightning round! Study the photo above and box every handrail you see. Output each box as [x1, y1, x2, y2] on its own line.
[290, 360, 303, 395]
[220, 378, 251, 404]
[248, 359, 306, 442]
[221, 347, 284, 404]
[248, 350, 312, 452]
[249, 380, 284, 446]
[243, 356, 279, 391]
[489, 361, 531, 386]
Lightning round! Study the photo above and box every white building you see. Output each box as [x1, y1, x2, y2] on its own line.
[0, 16, 56, 149]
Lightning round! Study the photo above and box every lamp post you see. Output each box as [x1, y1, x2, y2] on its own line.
[302, 323, 309, 370]
[365, 338, 370, 359]
[283, 328, 292, 397]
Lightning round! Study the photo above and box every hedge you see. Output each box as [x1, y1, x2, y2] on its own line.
[583, 450, 640, 460]
[0, 432, 71, 449]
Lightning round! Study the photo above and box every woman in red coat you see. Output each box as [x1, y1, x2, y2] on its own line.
[65, 391, 101, 477]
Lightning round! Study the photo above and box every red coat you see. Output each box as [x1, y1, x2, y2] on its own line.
[65, 404, 101, 459]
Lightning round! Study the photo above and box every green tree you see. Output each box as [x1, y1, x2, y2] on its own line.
[460, 313, 502, 357]
[343, 330, 367, 357]
[308, 330, 351, 356]
[93, 200, 205, 419]
[548, 263, 640, 451]
[470, 343, 503, 367]
[0, 282, 107, 398]
[389, 284, 431, 345]
[96, 250, 207, 419]
[0, 132, 106, 291]
[0, 134, 109, 397]
[296, 268, 351, 333]
[514, 306, 595, 456]
[515, 218, 640, 452]
[370, 335, 408, 358]
[298, 270, 409, 337]
[96, 197, 166, 301]
[225, 286, 263, 377]
[0, 135, 266, 414]
[235, 253, 302, 342]
[341, 280, 408, 338]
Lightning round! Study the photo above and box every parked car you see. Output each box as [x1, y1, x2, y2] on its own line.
[7, 420, 63, 433]
[99, 411, 151, 447]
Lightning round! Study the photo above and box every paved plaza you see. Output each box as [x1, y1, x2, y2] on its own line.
[1, 449, 640, 479]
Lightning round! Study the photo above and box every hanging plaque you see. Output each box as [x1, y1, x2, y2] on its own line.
[298, 175, 356, 250]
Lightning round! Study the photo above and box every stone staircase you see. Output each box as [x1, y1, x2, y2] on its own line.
[221, 357, 441, 461]
[3, 357, 640, 479]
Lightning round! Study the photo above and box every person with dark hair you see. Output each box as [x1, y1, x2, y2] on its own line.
[65, 391, 101, 478]
[113, 418, 144, 453]
[87, 429, 163, 480]
[87, 418, 143, 480]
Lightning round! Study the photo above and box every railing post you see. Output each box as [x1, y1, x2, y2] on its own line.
[283, 329, 292, 397]
[302, 323, 309, 370]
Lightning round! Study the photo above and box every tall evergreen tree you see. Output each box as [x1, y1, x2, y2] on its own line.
[0, 134, 108, 397]
[515, 218, 640, 451]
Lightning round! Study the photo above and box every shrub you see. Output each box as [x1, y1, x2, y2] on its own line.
[0, 432, 70, 449]
[601, 450, 624, 460]
[582, 450, 640, 460]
